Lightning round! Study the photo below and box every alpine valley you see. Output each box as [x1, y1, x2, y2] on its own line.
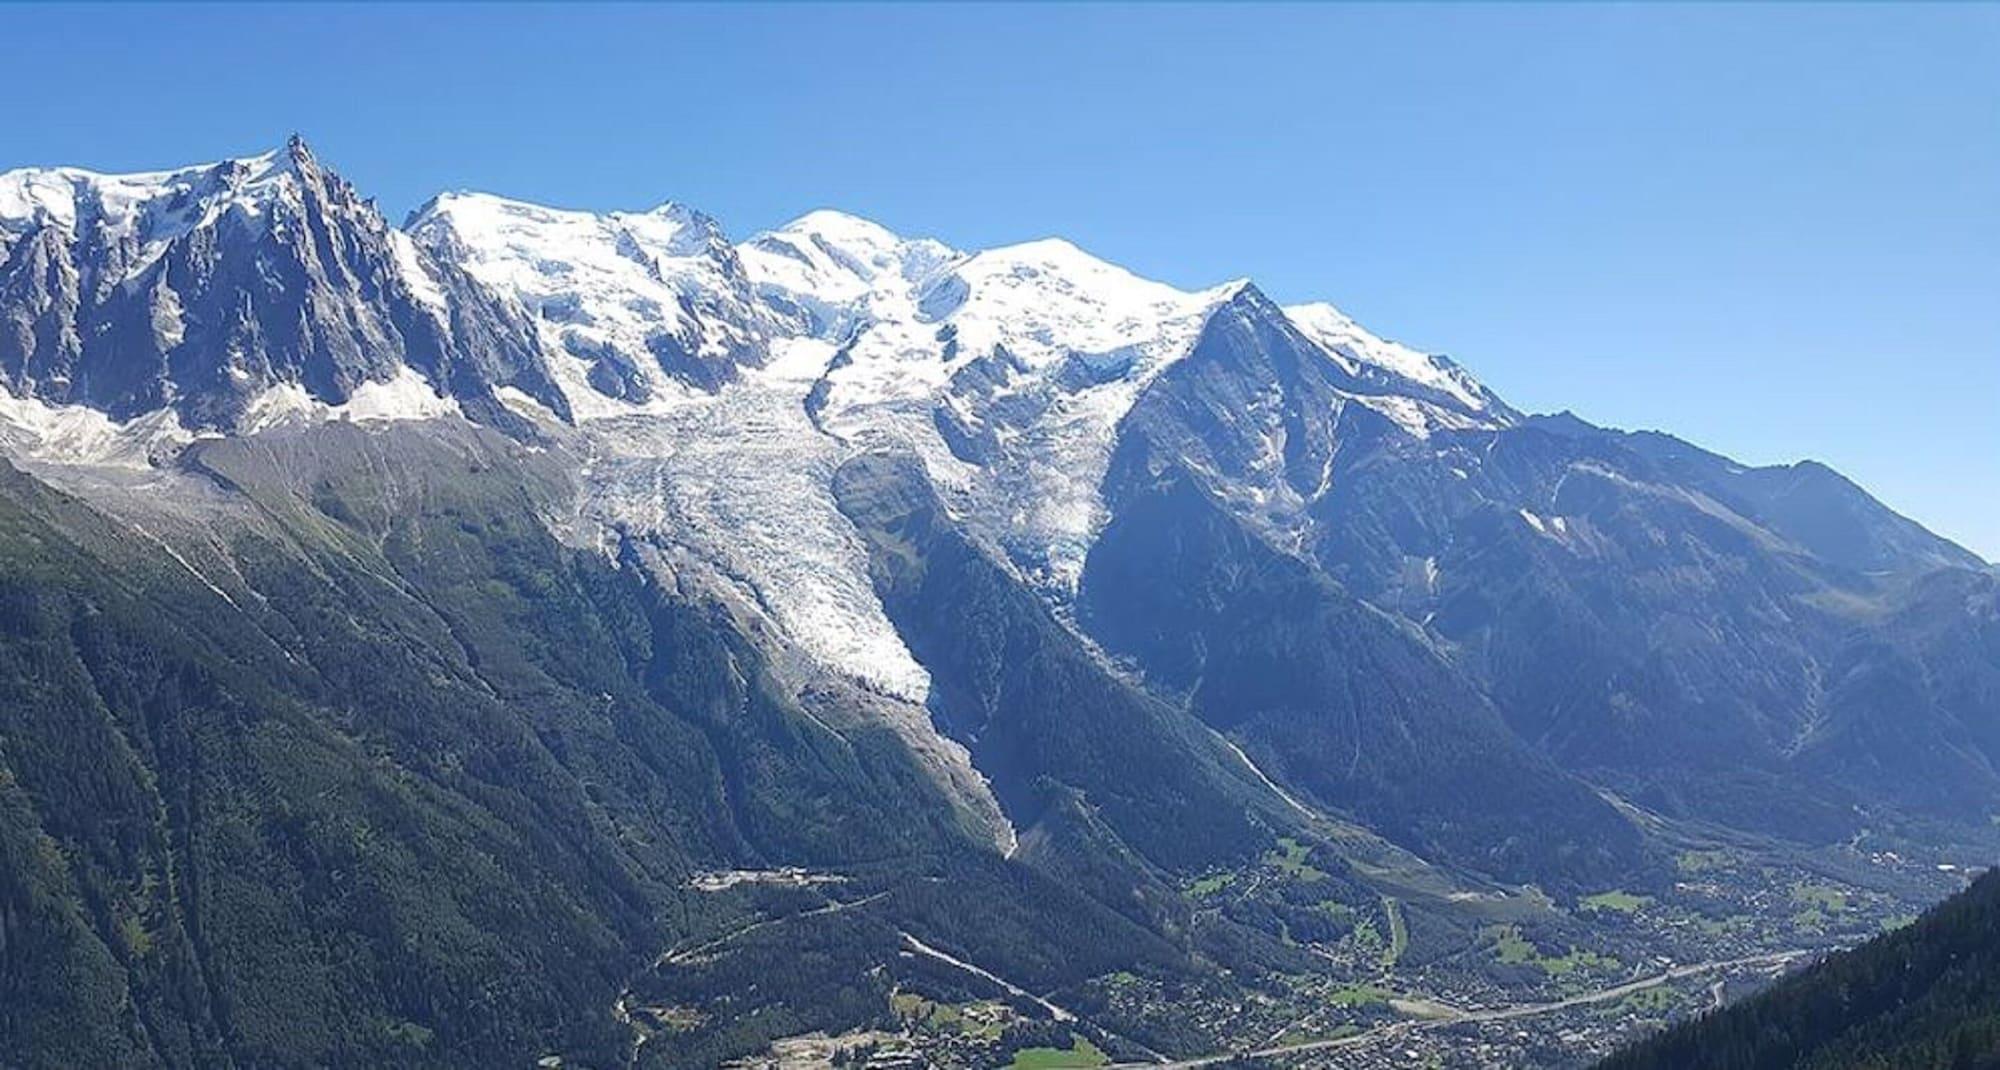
[0, 139, 1992, 1069]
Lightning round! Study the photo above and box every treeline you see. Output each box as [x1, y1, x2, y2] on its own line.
[1599, 868, 2000, 1070]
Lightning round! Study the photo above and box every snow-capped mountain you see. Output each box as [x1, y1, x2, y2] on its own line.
[3, 139, 1995, 1070]
[0, 139, 1500, 505]
[787, 230, 1249, 591]
[735, 208, 960, 339]
[407, 192, 778, 411]
[0, 137, 563, 440]
[1, 139, 1991, 868]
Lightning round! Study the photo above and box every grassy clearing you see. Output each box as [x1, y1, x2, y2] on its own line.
[1487, 925, 1613, 976]
[1188, 871, 1237, 897]
[1792, 882, 1849, 913]
[893, 994, 1007, 1040]
[1381, 897, 1408, 968]
[1008, 1037, 1108, 1069]
[1328, 984, 1393, 1007]
[1695, 914, 1758, 939]
[1492, 925, 1537, 965]
[1278, 1023, 1361, 1046]
[1791, 883, 1850, 931]
[1676, 849, 1732, 874]
[1614, 986, 1678, 1016]
[1265, 837, 1328, 882]
[1580, 890, 1652, 914]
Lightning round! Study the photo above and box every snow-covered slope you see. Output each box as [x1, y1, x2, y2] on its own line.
[408, 192, 777, 413]
[1284, 301, 1514, 436]
[0, 147, 302, 283]
[735, 209, 960, 338]
[790, 229, 1247, 591]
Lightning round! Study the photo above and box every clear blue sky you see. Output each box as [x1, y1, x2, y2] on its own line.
[5, 4, 1996, 557]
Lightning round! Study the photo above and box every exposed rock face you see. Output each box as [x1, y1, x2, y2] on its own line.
[0, 137, 564, 431]
[1088, 284, 1993, 841]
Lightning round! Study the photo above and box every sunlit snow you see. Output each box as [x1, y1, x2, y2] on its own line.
[0, 150, 1517, 708]
[0, 148, 304, 282]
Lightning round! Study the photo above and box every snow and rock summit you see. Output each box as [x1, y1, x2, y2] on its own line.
[0, 140, 1509, 696]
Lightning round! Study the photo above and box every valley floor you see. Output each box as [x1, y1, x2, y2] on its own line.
[683, 825, 1977, 1070]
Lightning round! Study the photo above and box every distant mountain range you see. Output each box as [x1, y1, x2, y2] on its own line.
[0, 138, 1991, 1068]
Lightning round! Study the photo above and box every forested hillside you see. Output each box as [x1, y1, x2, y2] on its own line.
[1600, 868, 2000, 1070]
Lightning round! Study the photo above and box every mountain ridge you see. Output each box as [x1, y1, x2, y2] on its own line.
[4, 139, 1988, 843]
[0, 138, 1992, 1069]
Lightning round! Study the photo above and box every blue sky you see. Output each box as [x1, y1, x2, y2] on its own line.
[5, 4, 1996, 557]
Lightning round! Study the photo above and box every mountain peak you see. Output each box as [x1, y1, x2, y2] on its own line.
[640, 198, 701, 221]
[773, 207, 908, 246]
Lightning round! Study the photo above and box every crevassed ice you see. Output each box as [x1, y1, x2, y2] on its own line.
[572, 337, 934, 700]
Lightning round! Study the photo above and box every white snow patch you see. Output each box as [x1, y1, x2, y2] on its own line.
[738, 209, 961, 336]
[389, 230, 451, 327]
[0, 388, 194, 469]
[1518, 508, 1575, 543]
[1343, 391, 1499, 439]
[1286, 301, 1505, 421]
[241, 367, 460, 433]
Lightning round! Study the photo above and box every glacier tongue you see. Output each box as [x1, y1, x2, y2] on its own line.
[567, 336, 933, 702]
[543, 334, 1014, 851]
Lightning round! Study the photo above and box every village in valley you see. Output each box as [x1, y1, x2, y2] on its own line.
[681, 828, 1972, 1070]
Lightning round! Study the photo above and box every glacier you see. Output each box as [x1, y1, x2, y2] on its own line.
[0, 143, 1513, 710]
